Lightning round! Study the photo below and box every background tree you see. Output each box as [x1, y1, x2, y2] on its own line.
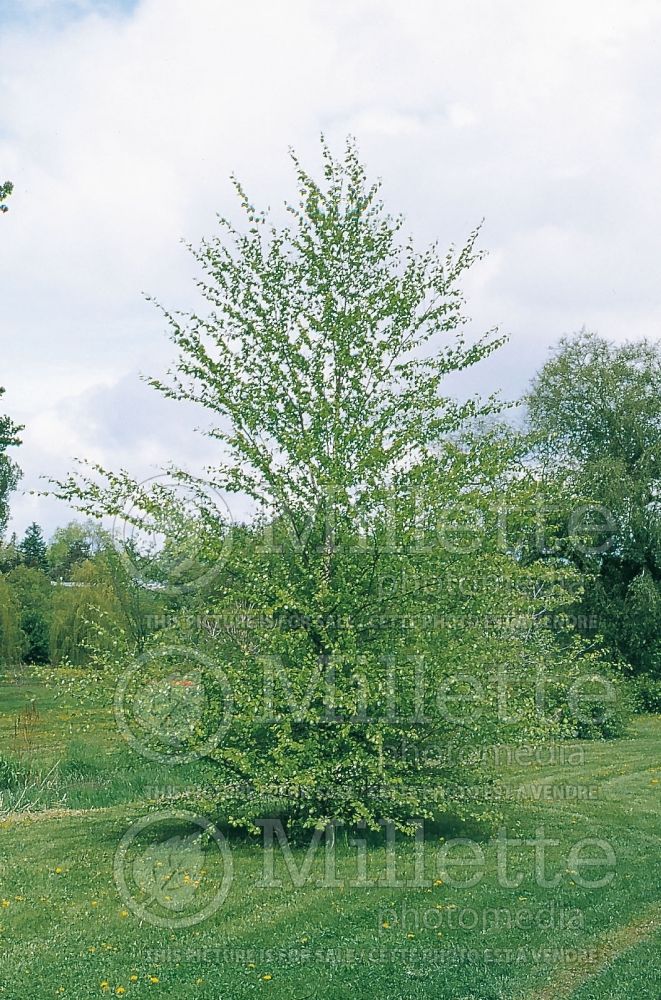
[19, 522, 48, 572]
[47, 521, 97, 580]
[525, 330, 660, 679]
[0, 533, 21, 574]
[0, 388, 22, 537]
[0, 180, 12, 214]
[6, 565, 51, 663]
[49, 539, 161, 666]
[49, 557, 120, 666]
[0, 573, 24, 663]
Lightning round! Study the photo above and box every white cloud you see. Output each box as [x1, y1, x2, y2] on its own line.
[1, 0, 660, 535]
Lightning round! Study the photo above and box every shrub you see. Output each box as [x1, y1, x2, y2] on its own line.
[630, 675, 661, 714]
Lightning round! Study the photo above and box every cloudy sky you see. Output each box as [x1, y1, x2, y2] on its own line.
[1, 0, 660, 537]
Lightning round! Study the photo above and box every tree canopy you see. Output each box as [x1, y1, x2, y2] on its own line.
[51, 141, 628, 832]
[526, 330, 661, 678]
[0, 388, 22, 538]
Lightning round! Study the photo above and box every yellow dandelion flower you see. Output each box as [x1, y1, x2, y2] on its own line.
[262, 974, 272, 981]
[119, 910, 129, 918]
[129, 976, 138, 983]
[149, 977, 159, 984]
[0, 900, 9, 908]
[381, 921, 390, 928]
[55, 867, 63, 875]
[116, 989, 126, 997]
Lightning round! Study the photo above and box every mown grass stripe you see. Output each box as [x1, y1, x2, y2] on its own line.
[523, 901, 661, 1000]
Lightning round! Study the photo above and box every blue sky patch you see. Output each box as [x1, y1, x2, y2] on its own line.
[0, 0, 139, 30]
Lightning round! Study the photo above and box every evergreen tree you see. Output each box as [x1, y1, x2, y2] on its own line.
[19, 522, 48, 572]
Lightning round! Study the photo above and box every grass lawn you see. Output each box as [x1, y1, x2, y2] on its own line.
[0, 667, 659, 999]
